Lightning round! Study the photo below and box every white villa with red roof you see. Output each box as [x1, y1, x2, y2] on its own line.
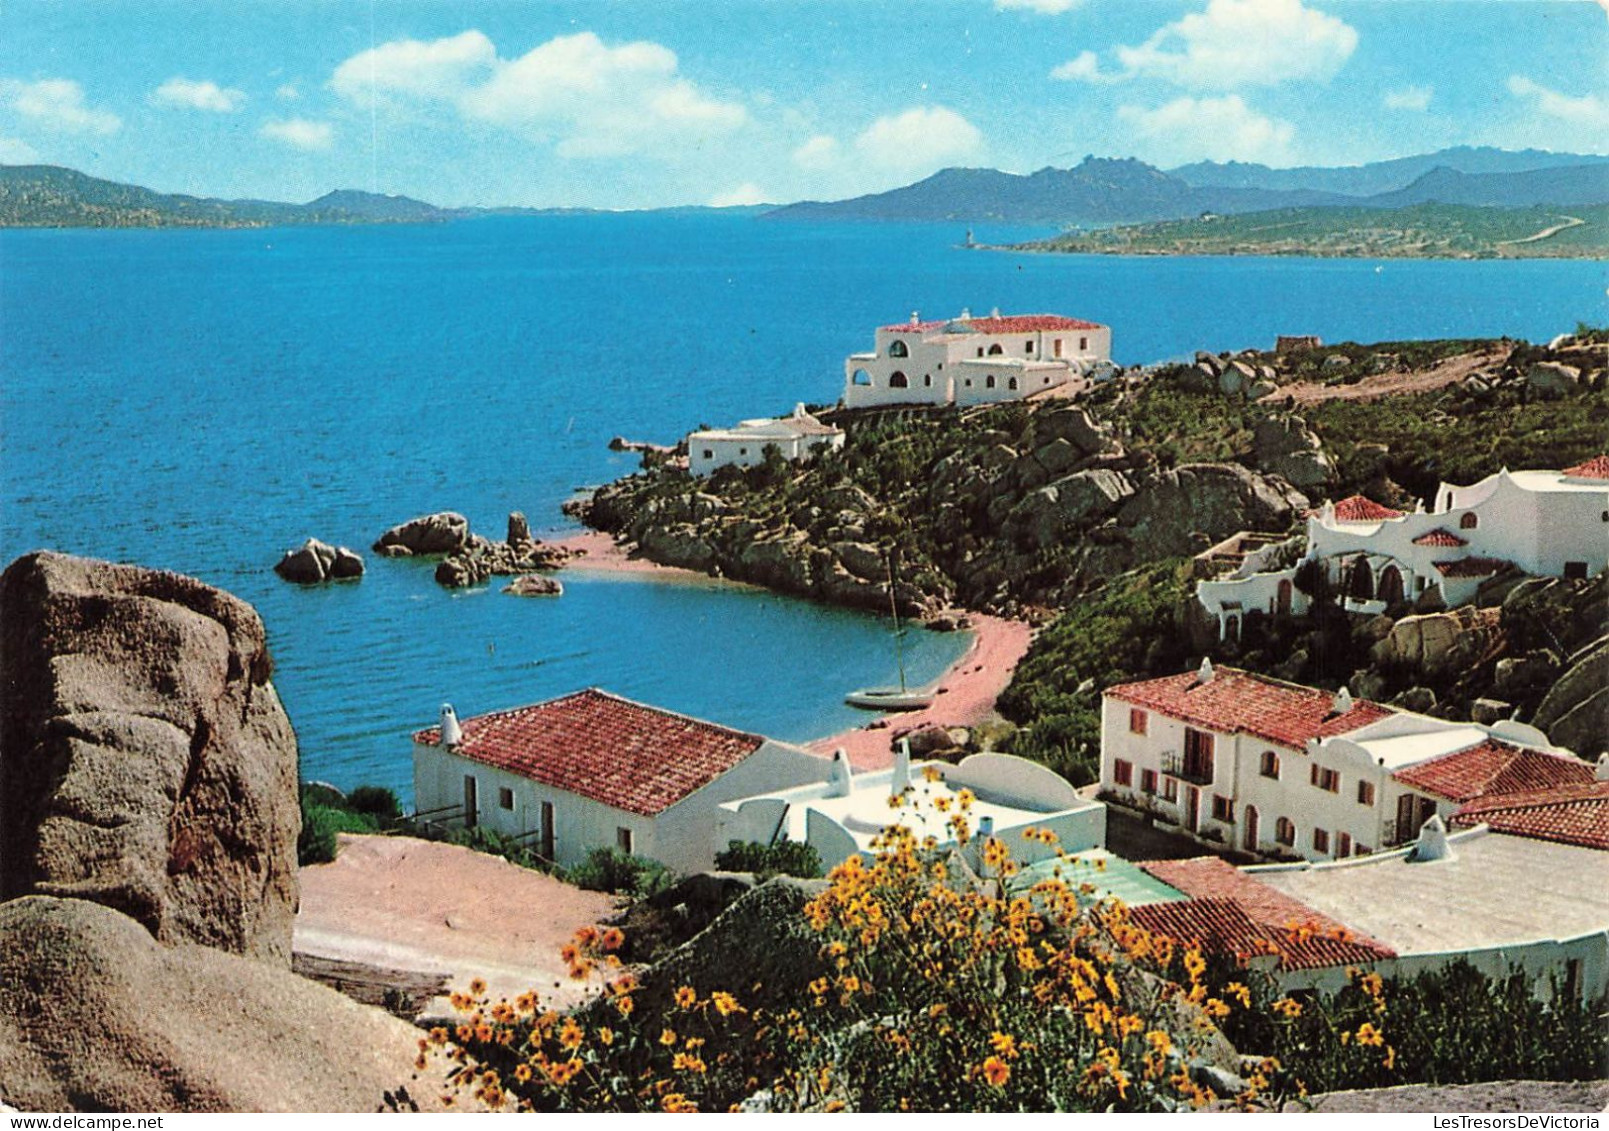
[687, 404, 845, 477]
[1100, 661, 1593, 863]
[1196, 457, 1609, 640]
[412, 689, 828, 873]
[843, 308, 1112, 409]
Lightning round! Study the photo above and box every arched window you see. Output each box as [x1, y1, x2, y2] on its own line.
[1378, 564, 1404, 605]
[1008, 376, 1018, 390]
[985, 374, 996, 389]
[1276, 578, 1293, 615]
[1459, 512, 1479, 530]
[889, 370, 908, 388]
[987, 343, 1004, 356]
[1260, 750, 1280, 779]
[851, 368, 872, 386]
[923, 374, 932, 387]
[888, 340, 909, 359]
[1348, 558, 1374, 600]
[1275, 817, 1295, 846]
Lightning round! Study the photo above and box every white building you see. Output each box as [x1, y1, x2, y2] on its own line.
[1196, 456, 1609, 639]
[719, 744, 1106, 870]
[843, 308, 1112, 409]
[1099, 660, 1592, 863]
[686, 404, 845, 477]
[412, 689, 828, 874]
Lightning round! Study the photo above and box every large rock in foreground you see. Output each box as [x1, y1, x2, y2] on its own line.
[0, 552, 299, 964]
[0, 896, 434, 1113]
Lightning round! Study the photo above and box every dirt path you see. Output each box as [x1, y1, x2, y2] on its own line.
[1274, 344, 1512, 407]
[1500, 214, 1584, 246]
[295, 834, 618, 1014]
[807, 614, 1035, 770]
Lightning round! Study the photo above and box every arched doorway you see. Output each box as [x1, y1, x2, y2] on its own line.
[1244, 805, 1260, 852]
[1276, 578, 1292, 615]
[889, 370, 908, 388]
[1378, 564, 1404, 605]
[1348, 558, 1374, 600]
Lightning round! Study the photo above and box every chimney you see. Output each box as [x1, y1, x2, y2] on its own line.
[792, 402, 807, 420]
[1595, 754, 1609, 783]
[910, 310, 920, 326]
[1408, 814, 1453, 863]
[1333, 687, 1354, 715]
[990, 306, 1001, 318]
[977, 814, 995, 842]
[891, 738, 912, 796]
[829, 748, 855, 798]
[959, 307, 971, 320]
[1197, 656, 1215, 683]
[439, 703, 464, 748]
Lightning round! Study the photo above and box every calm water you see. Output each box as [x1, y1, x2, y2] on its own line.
[3, 215, 1603, 798]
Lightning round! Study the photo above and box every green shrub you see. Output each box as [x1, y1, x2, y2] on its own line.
[345, 785, 403, 827]
[714, 839, 823, 880]
[567, 847, 677, 899]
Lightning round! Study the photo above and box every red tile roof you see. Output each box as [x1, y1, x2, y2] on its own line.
[1450, 782, 1609, 851]
[1412, 528, 1468, 547]
[880, 313, 1104, 335]
[1562, 455, 1609, 480]
[1330, 495, 1405, 522]
[1105, 667, 1393, 749]
[413, 689, 768, 816]
[1392, 739, 1595, 803]
[1432, 557, 1511, 578]
[1132, 859, 1396, 970]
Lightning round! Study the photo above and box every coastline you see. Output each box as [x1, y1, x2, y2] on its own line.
[553, 529, 1035, 771]
[807, 613, 1034, 771]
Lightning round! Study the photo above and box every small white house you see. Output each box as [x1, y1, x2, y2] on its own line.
[1099, 660, 1591, 863]
[843, 308, 1112, 409]
[686, 405, 844, 477]
[719, 743, 1106, 870]
[412, 689, 829, 874]
[1195, 457, 1609, 638]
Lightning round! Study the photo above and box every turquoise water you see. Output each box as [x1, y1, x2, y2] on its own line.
[3, 215, 1603, 799]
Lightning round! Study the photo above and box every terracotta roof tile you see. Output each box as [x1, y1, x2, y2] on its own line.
[1563, 455, 1609, 480]
[1105, 667, 1393, 749]
[1331, 495, 1406, 522]
[1131, 858, 1395, 970]
[1432, 557, 1511, 578]
[879, 313, 1104, 335]
[1451, 782, 1609, 851]
[1412, 528, 1468, 547]
[414, 689, 768, 816]
[1392, 739, 1595, 803]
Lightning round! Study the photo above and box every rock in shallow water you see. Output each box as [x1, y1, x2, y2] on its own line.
[275, 537, 364, 583]
[373, 511, 469, 556]
[503, 574, 563, 597]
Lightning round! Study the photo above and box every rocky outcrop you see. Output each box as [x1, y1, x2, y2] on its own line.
[1525, 361, 1581, 395]
[274, 538, 364, 583]
[0, 896, 436, 1112]
[1369, 607, 1500, 679]
[372, 511, 470, 557]
[1007, 468, 1135, 549]
[434, 528, 574, 589]
[1533, 636, 1609, 757]
[1116, 463, 1309, 559]
[503, 574, 563, 597]
[0, 551, 299, 964]
[1252, 415, 1334, 491]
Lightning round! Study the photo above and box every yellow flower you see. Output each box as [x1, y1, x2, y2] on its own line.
[467, 978, 487, 997]
[615, 995, 635, 1017]
[989, 1031, 1018, 1059]
[598, 1026, 615, 1046]
[660, 1028, 678, 1046]
[558, 1019, 584, 1049]
[1382, 1045, 1397, 1071]
[661, 1093, 698, 1113]
[513, 1063, 533, 1084]
[1272, 997, 1303, 1020]
[1356, 1022, 1385, 1047]
[673, 985, 697, 1009]
[980, 1056, 1011, 1087]
[1225, 981, 1252, 1008]
[711, 991, 743, 1017]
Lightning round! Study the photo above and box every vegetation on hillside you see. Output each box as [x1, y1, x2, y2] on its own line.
[1023, 202, 1609, 259]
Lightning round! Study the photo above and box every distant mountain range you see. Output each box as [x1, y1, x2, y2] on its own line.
[3, 146, 1607, 229]
[766, 149, 1609, 226]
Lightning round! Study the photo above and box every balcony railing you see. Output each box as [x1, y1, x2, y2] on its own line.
[1161, 750, 1214, 786]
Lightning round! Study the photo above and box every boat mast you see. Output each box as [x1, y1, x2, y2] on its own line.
[887, 552, 908, 694]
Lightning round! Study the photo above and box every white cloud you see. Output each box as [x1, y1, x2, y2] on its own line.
[1117, 95, 1295, 163]
[1383, 84, 1432, 112]
[995, 0, 1082, 13]
[792, 134, 839, 169]
[275, 83, 301, 101]
[151, 77, 246, 113]
[330, 30, 746, 160]
[853, 106, 983, 175]
[0, 135, 40, 163]
[1106, 0, 1357, 89]
[331, 29, 496, 103]
[709, 182, 767, 207]
[260, 117, 333, 150]
[1507, 74, 1609, 127]
[1050, 50, 1117, 83]
[2, 78, 120, 135]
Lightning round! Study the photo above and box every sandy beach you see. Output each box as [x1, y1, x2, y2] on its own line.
[550, 529, 1036, 771]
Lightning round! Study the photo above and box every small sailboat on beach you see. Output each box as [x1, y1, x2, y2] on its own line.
[845, 554, 936, 712]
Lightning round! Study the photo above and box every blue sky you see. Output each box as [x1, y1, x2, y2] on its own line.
[2, 0, 1605, 209]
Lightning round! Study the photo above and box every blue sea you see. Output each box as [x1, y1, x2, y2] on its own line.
[2, 215, 1603, 800]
